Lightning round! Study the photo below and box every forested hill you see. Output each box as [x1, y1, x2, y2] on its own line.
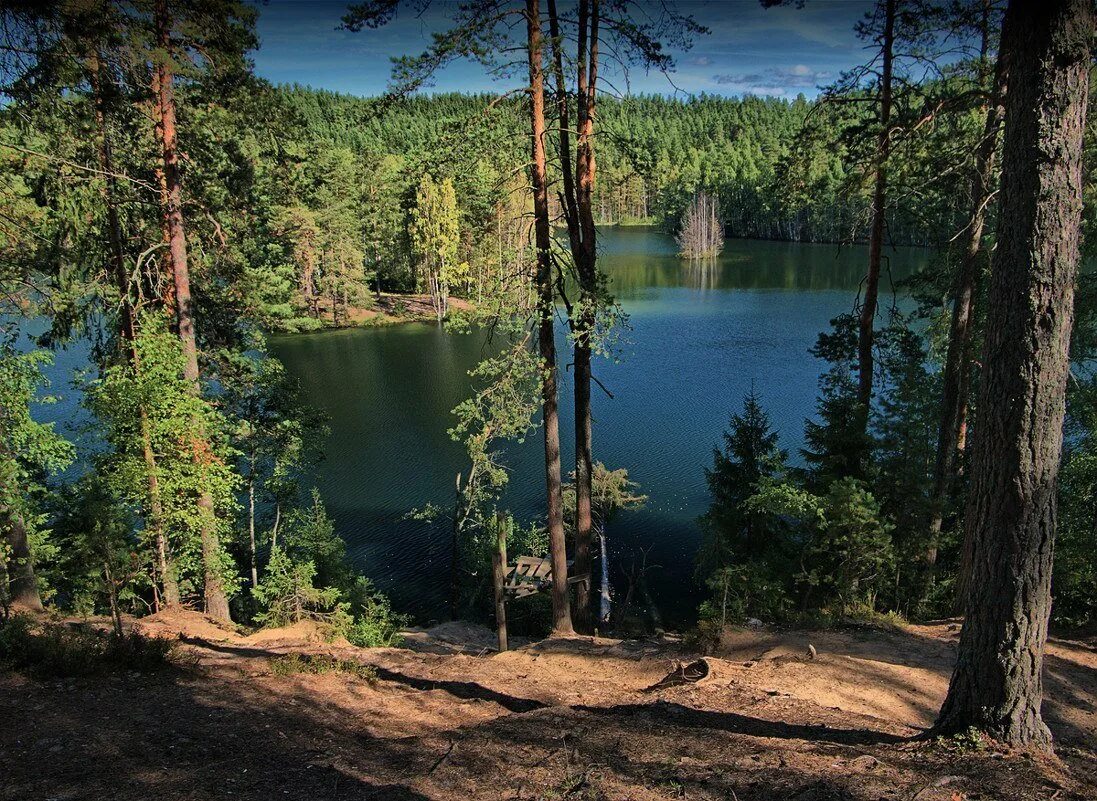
[267, 85, 957, 246]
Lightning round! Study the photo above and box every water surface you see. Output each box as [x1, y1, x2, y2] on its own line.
[272, 229, 930, 623]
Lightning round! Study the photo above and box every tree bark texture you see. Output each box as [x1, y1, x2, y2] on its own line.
[90, 50, 179, 609]
[857, 0, 896, 412]
[934, 0, 1092, 749]
[527, 0, 574, 635]
[154, 0, 230, 621]
[927, 4, 1007, 579]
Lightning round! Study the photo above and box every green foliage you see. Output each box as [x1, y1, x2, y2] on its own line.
[0, 615, 174, 678]
[736, 475, 895, 616]
[278, 489, 351, 592]
[255, 492, 406, 644]
[410, 172, 464, 321]
[697, 390, 787, 578]
[215, 338, 328, 578]
[1055, 378, 1097, 629]
[0, 339, 74, 606]
[569, 463, 648, 530]
[85, 315, 241, 603]
[253, 548, 350, 631]
[802, 315, 872, 487]
[683, 616, 723, 656]
[435, 323, 541, 618]
[698, 385, 900, 623]
[345, 580, 406, 648]
[47, 476, 152, 621]
[697, 562, 792, 630]
[803, 478, 895, 610]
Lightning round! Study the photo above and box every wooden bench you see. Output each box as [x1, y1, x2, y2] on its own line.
[493, 543, 590, 651]
[505, 556, 587, 599]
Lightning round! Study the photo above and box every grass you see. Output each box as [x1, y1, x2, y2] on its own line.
[0, 614, 175, 678]
[935, 727, 990, 755]
[268, 652, 377, 681]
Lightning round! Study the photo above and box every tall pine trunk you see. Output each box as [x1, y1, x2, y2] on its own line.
[928, 8, 1006, 595]
[90, 51, 179, 609]
[154, 0, 230, 621]
[933, 0, 1092, 749]
[857, 0, 895, 412]
[527, 0, 573, 635]
[571, 0, 599, 633]
[547, 0, 599, 631]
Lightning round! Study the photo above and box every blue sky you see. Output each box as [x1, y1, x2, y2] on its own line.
[250, 0, 877, 99]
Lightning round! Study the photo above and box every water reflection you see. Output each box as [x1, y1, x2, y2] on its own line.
[599, 227, 926, 295]
[682, 257, 720, 292]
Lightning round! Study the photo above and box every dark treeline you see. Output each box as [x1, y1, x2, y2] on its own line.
[270, 86, 957, 246]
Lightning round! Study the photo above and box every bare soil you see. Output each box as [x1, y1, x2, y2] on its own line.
[316, 294, 475, 327]
[2, 613, 1094, 800]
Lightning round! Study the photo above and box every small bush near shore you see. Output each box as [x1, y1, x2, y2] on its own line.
[0, 615, 174, 678]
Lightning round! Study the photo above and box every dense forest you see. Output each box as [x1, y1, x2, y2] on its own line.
[1, 0, 1095, 759]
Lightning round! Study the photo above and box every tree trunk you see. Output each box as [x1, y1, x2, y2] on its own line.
[248, 468, 258, 590]
[933, 0, 1092, 749]
[271, 503, 281, 551]
[926, 5, 1007, 584]
[104, 560, 124, 639]
[598, 526, 611, 625]
[3, 502, 42, 612]
[571, 0, 599, 633]
[548, 0, 599, 632]
[149, 68, 175, 313]
[90, 50, 179, 609]
[857, 0, 895, 412]
[527, 0, 573, 635]
[154, 0, 231, 622]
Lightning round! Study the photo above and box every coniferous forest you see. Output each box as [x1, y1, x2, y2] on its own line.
[3, 0, 1097, 797]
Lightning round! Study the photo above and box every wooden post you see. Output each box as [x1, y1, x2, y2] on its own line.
[492, 513, 509, 652]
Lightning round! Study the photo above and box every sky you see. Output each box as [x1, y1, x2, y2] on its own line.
[250, 0, 879, 99]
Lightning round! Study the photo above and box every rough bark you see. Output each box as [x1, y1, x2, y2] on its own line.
[149, 68, 175, 313]
[3, 504, 42, 612]
[547, 0, 599, 631]
[857, 0, 895, 412]
[926, 5, 1007, 580]
[527, 0, 573, 635]
[571, 0, 600, 633]
[90, 50, 179, 609]
[933, 0, 1092, 749]
[154, 0, 230, 621]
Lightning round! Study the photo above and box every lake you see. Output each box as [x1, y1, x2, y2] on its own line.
[270, 228, 930, 624]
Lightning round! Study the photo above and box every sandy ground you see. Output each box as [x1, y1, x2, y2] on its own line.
[2, 612, 1094, 800]
[316, 294, 475, 326]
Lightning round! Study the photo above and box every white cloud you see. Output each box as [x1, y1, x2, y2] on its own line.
[712, 64, 830, 96]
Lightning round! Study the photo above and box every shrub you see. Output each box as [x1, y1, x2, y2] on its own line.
[799, 478, 894, 611]
[253, 548, 352, 634]
[684, 617, 723, 655]
[0, 615, 173, 678]
[345, 577, 406, 647]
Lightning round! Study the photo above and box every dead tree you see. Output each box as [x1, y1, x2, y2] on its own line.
[677, 191, 724, 258]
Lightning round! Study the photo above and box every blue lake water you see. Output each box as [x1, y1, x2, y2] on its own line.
[271, 228, 930, 623]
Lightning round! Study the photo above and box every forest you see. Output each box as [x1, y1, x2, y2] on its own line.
[2, 0, 1097, 797]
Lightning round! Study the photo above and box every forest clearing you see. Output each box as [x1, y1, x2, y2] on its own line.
[2, 611, 1096, 801]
